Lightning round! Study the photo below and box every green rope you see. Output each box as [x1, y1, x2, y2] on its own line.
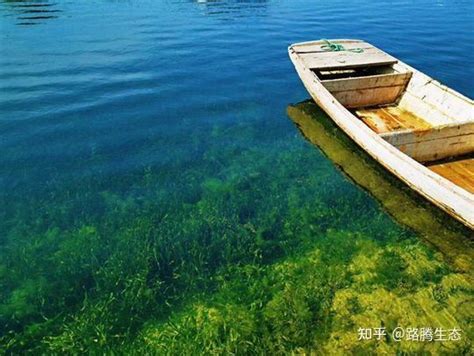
[320, 39, 364, 53]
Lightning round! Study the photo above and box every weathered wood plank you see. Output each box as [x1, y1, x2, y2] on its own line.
[300, 47, 397, 70]
[383, 107, 431, 130]
[333, 86, 405, 108]
[358, 110, 402, 133]
[381, 122, 474, 161]
[356, 106, 432, 134]
[381, 122, 474, 144]
[322, 72, 411, 92]
[428, 158, 474, 194]
[390, 135, 474, 162]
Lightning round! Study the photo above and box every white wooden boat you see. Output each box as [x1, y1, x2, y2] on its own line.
[288, 39, 474, 230]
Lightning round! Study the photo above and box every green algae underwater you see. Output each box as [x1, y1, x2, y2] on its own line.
[1, 100, 473, 355]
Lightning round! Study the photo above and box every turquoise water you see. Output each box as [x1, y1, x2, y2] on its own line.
[1, 0, 473, 353]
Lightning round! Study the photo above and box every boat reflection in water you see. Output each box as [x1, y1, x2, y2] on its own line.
[287, 100, 473, 273]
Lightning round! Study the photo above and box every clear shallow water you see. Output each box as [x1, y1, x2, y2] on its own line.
[0, 0, 473, 353]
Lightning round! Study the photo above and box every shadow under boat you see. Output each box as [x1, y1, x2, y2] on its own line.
[287, 100, 474, 273]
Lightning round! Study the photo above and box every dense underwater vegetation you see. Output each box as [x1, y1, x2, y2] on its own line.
[1, 103, 473, 354]
[1, 0, 473, 354]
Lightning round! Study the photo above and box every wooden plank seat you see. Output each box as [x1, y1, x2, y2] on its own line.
[321, 71, 412, 108]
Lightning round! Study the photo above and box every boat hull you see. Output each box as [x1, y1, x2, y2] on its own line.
[288, 43, 474, 230]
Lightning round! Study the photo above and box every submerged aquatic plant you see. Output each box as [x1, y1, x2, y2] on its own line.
[138, 232, 473, 355]
[0, 110, 472, 354]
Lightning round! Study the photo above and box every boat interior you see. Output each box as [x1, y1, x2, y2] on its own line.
[293, 40, 474, 194]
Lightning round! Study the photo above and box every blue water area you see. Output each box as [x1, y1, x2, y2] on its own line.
[0, 0, 473, 353]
